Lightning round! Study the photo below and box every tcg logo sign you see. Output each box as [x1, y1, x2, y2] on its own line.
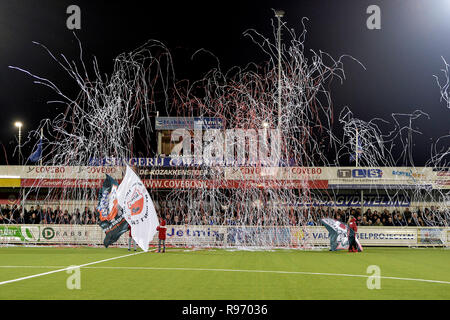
[337, 169, 383, 179]
[42, 227, 55, 240]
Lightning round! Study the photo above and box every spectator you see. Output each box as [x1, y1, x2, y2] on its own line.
[29, 212, 39, 224]
[25, 206, 35, 224]
[360, 216, 369, 226]
[374, 218, 383, 226]
[384, 217, 394, 226]
[165, 213, 173, 225]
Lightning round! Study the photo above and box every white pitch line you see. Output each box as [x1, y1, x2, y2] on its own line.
[0, 251, 144, 286]
[0, 265, 449, 286]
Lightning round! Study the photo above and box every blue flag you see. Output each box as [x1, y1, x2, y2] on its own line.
[28, 139, 42, 163]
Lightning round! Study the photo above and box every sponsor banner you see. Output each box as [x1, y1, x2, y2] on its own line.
[328, 167, 449, 190]
[224, 167, 324, 180]
[307, 194, 411, 207]
[137, 167, 219, 179]
[21, 179, 104, 189]
[88, 157, 285, 167]
[226, 226, 292, 246]
[328, 184, 433, 190]
[0, 166, 122, 180]
[417, 228, 448, 245]
[155, 117, 224, 130]
[142, 179, 328, 189]
[290, 226, 419, 247]
[0, 225, 130, 245]
[0, 225, 448, 247]
[0, 165, 447, 189]
[0, 225, 40, 242]
[165, 225, 228, 246]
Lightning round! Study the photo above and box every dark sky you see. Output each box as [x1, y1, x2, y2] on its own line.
[0, 0, 449, 165]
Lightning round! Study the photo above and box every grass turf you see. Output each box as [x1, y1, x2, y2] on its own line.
[0, 246, 449, 300]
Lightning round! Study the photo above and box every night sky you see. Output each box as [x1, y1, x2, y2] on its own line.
[0, 0, 449, 165]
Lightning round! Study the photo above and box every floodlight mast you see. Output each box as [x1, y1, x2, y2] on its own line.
[274, 9, 284, 130]
[14, 121, 23, 165]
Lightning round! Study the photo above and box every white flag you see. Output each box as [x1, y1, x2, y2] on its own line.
[116, 165, 159, 252]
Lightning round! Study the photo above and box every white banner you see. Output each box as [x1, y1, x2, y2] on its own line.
[1, 225, 448, 247]
[0, 165, 447, 189]
[0, 166, 123, 180]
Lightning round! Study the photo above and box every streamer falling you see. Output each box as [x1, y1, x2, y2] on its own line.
[10, 19, 450, 248]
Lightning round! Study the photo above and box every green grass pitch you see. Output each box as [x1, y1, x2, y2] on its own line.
[0, 246, 449, 300]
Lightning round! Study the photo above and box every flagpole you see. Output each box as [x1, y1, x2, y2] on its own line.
[40, 128, 43, 166]
[355, 128, 363, 219]
[355, 128, 359, 168]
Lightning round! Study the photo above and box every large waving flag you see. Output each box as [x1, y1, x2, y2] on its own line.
[95, 175, 129, 248]
[28, 139, 43, 163]
[116, 165, 159, 252]
[320, 218, 363, 252]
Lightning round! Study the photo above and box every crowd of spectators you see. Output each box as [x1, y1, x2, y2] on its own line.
[156, 200, 449, 227]
[0, 205, 97, 225]
[0, 201, 448, 227]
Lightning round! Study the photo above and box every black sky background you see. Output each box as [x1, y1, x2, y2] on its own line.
[0, 0, 449, 166]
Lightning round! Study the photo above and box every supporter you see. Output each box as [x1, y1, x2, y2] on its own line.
[25, 206, 35, 224]
[35, 205, 43, 222]
[50, 209, 58, 224]
[381, 209, 390, 223]
[407, 217, 416, 226]
[10, 206, 20, 224]
[173, 215, 181, 225]
[360, 216, 369, 226]
[63, 210, 71, 224]
[16, 208, 26, 224]
[41, 207, 52, 224]
[417, 216, 425, 226]
[55, 206, 63, 220]
[404, 208, 412, 221]
[384, 216, 394, 226]
[82, 207, 89, 223]
[3, 205, 11, 218]
[374, 218, 383, 226]
[393, 214, 404, 226]
[29, 212, 39, 224]
[73, 209, 82, 224]
[165, 213, 173, 225]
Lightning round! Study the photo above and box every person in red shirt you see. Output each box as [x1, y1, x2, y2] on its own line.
[156, 218, 167, 253]
[128, 224, 136, 252]
[348, 215, 358, 252]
